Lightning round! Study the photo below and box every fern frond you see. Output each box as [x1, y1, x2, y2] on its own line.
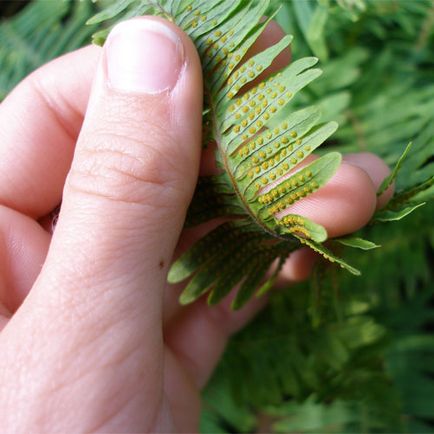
[0, 0, 97, 99]
[91, 0, 358, 307]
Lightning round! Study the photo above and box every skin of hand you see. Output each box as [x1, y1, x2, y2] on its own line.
[0, 17, 393, 433]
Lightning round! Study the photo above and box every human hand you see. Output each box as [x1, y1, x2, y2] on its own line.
[0, 17, 392, 432]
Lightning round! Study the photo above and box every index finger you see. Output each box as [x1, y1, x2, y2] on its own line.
[0, 45, 100, 218]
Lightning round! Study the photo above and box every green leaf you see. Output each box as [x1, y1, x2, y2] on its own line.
[86, 0, 135, 25]
[297, 237, 361, 275]
[335, 236, 381, 250]
[374, 202, 426, 222]
[377, 141, 413, 196]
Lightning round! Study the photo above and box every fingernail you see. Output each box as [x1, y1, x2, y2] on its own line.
[105, 18, 184, 94]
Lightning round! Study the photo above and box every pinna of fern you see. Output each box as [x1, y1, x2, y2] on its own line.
[89, 0, 363, 309]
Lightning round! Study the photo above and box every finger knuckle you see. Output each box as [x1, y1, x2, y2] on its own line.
[67, 123, 186, 207]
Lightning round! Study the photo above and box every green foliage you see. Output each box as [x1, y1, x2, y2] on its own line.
[0, 0, 97, 99]
[1, 0, 433, 432]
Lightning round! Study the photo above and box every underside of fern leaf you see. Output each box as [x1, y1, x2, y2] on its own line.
[90, 0, 359, 308]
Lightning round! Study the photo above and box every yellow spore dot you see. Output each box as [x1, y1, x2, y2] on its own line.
[257, 137, 264, 145]
[241, 119, 248, 127]
[242, 106, 249, 113]
[233, 125, 240, 133]
[283, 163, 289, 170]
[278, 99, 285, 106]
[249, 126, 256, 134]
[262, 162, 268, 170]
[290, 158, 297, 165]
[253, 156, 259, 164]
[270, 106, 277, 113]
[290, 131, 298, 138]
[261, 177, 268, 185]
[296, 151, 304, 159]
[259, 151, 266, 159]
[248, 71, 255, 78]
[296, 139, 302, 145]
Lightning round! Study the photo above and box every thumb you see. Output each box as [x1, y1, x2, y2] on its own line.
[0, 17, 202, 431]
[34, 17, 202, 330]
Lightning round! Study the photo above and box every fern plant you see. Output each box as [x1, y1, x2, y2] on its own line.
[2, 0, 434, 432]
[0, 0, 97, 99]
[88, 0, 378, 309]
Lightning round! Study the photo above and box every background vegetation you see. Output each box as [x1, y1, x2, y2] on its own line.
[1, 0, 433, 432]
